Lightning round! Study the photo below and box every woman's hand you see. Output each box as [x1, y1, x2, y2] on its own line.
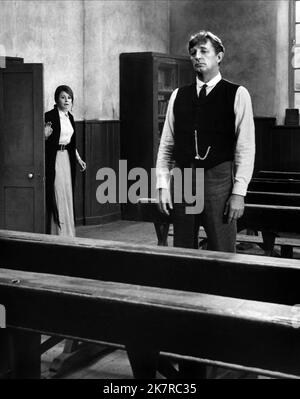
[78, 157, 86, 172]
[45, 122, 53, 139]
[76, 149, 86, 172]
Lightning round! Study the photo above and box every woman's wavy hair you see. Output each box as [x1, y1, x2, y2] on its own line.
[54, 85, 74, 108]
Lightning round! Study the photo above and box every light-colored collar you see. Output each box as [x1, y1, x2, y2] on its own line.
[58, 109, 69, 118]
[196, 72, 222, 89]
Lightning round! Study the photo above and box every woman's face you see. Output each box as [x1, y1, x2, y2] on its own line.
[57, 91, 73, 113]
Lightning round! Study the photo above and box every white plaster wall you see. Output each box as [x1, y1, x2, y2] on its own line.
[0, 0, 289, 122]
[169, 0, 290, 122]
[0, 0, 84, 119]
[83, 0, 169, 120]
[0, 0, 169, 120]
[275, 0, 290, 124]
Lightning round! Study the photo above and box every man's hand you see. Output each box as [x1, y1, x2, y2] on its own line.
[158, 188, 173, 216]
[224, 194, 245, 224]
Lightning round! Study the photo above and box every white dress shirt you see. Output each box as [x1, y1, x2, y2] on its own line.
[156, 72, 255, 196]
[58, 110, 74, 145]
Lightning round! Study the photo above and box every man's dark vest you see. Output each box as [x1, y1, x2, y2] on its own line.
[173, 79, 239, 169]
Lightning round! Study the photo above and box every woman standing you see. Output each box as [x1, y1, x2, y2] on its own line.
[45, 85, 86, 236]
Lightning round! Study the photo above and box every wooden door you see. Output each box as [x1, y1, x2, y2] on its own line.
[0, 63, 45, 233]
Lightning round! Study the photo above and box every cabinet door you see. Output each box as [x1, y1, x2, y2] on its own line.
[156, 59, 193, 160]
[155, 59, 179, 164]
[0, 63, 45, 233]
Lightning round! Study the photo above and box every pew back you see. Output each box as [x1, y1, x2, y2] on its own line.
[1, 229, 300, 306]
[1, 267, 300, 379]
[258, 171, 300, 180]
[249, 177, 300, 193]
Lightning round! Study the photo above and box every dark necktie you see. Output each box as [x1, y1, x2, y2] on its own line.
[199, 84, 207, 100]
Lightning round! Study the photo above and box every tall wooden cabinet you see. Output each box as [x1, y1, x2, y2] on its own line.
[120, 52, 194, 219]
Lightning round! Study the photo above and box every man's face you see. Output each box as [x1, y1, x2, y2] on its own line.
[189, 39, 223, 76]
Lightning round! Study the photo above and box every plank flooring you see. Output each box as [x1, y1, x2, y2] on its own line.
[42, 343, 135, 379]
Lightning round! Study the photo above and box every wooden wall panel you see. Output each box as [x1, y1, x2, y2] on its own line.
[253, 117, 276, 175]
[74, 121, 85, 225]
[74, 117, 300, 226]
[84, 121, 121, 225]
[254, 119, 300, 173]
[270, 126, 300, 171]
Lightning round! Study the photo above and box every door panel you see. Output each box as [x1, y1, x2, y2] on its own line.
[0, 63, 45, 233]
[4, 72, 34, 166]
[4, 187, 34, 231]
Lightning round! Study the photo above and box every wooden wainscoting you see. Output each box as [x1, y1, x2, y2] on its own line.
[84, 120, 121, 225]
[74, 117, 300, 225]
[74, 120, 121, 226]
[270, 125, 300, 171]
[254, 117, 276, 175]
[74, 121, 85, 225]
[254, 117, 300, 173]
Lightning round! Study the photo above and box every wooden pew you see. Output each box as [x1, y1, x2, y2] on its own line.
[3, 230, 300, 378]
[137, 198, 300, 254]
[243, 181, 300, 251]
[246, 190, 300, 207]
[257, 170, 300, 180]
[238, 204, 300, 235]
[197, 230, 300, 259]
[139, 171, 300, 253]
[4, 229, 300, 305]
[248, 177, 300, 193]
[242, 175, 300, 254]
[1, 267, 300, 379]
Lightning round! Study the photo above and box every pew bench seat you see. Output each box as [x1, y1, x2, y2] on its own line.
[1, 267, 300, 379]
[164, 227, 300, 258]
[198, 230, 300, 258]
[4, 230, 300, 378]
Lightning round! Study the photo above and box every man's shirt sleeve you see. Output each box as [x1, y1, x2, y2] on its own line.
[156, 89, 178, 189]
[232, 86, 255, 196]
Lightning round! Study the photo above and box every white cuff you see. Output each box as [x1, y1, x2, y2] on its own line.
[232, 181, 247, 197]
[156, 176, 170, 190]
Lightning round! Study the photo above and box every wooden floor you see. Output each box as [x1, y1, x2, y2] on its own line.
[76, 220, 158, 245]
[42, 344, 136, 379]
[41, 220, 288, 379]
[77, 220, 300, 258]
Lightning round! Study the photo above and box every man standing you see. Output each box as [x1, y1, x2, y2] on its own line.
[156, 30, 255, 253]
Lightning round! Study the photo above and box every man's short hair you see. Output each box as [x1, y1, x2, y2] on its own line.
[188, 30, 225, 55]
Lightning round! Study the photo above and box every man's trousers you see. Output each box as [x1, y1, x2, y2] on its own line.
[173, 161, 237, 252]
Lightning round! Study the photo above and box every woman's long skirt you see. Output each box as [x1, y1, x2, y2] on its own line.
[50, 150, 75, 237]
